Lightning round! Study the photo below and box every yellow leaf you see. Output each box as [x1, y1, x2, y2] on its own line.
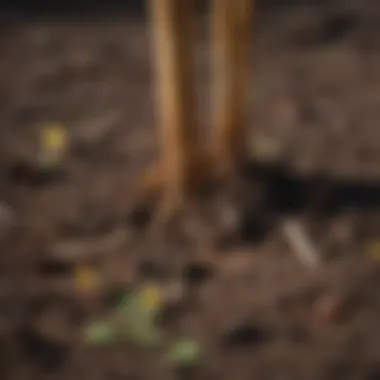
[75, 266, 101, 292]
[140, 285, 161, 310]
[41, 123, 68, 151]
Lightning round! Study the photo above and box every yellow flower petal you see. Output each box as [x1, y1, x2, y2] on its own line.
[41, 123, 68, 151]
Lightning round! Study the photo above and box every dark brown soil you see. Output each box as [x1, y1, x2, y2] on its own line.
[0, 1, 379, 379]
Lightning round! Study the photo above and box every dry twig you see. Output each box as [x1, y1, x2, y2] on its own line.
[282, 219, 320, 268]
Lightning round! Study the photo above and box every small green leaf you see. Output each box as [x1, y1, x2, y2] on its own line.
[167, 339, 202, 368]
[117, 285, 162, 322]
[112, 289, 163, 347]
[116, 292, 133, 316]
[84, 283, 167, 348]
[85, 321, 116, 345]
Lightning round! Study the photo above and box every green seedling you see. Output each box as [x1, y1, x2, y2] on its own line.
[85, 315, 163, 348]
[86, 284, 164, 348]
[85, 287, 203, 372]
[117, 284, 162, 318]
[167, 339, 202, 368]
[85, 321, 117, 346]
[117, 284, 164, 347]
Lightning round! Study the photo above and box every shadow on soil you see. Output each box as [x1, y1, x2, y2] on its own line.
[124, 159, 379, 246]
[234, 161, 380, 243]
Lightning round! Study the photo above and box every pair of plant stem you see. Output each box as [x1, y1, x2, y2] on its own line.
[140, 0, 254, 215]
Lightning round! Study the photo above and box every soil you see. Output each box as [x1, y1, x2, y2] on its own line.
[0, 1, 380, 379]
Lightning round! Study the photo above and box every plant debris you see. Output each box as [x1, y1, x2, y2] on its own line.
[282, 219, 321, 268]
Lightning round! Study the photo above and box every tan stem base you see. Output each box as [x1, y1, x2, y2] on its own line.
[132, 147, 218, 230]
